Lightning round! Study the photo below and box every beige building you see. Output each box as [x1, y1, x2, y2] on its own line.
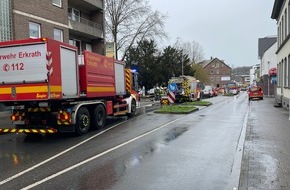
[0, 0, 105, 55]
[199, 57, 232, 87]
[271, 0, 290, 108]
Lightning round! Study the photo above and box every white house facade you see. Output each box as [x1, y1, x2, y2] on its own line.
[260, 40, 277, 96]
[261, 41, 277, 76]
[250, 65, 259, 85]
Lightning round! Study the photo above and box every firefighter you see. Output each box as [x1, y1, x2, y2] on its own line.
[154, 87, 161, 101]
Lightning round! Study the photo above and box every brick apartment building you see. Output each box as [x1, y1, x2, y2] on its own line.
[199, 57, 232, 88]
[0, 0, 105, 55]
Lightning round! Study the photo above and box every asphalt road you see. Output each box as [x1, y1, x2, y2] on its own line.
[0, 93, 249, 190]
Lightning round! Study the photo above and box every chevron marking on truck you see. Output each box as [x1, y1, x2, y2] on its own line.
[57, 120, 71, 125]
[125, 69, 131, 91]
[46, 51, 53, 76]
[28, 108, 51, 112]
[0, 129, 57, 133]
[13, 112, 25, 117]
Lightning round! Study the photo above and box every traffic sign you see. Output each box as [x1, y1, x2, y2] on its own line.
[168, 83, 177, 92]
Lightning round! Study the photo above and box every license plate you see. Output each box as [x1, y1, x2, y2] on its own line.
[12, 121, 25, 125]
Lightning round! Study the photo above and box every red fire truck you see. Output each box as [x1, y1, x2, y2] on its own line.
[0, 38, 139, 135]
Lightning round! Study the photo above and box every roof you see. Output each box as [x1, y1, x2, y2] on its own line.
[271, 0, 284, 19]
[198, 58, 231, 69]
[258, 37, 277, 58]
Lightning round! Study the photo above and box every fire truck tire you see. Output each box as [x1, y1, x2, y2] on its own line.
[75, 107, 90, 135]
[91, 104, 106, 129]
[127, 99, 136, 117]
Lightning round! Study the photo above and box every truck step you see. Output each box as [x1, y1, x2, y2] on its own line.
[113, 103, 128, 108]
[113, 110, 128, 116]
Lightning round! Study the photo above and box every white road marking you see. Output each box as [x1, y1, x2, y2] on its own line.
[0, 120, 128, 186]
[227, 105, 249, 189]
[21, 116, 185, 190]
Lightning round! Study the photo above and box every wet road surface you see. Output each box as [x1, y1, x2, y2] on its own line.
[0, 93, 249, 189]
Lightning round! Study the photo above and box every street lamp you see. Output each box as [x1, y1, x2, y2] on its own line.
[182, 54, 184, 76]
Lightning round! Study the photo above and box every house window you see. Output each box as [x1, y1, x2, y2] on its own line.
[29, 22, 41, 38]
[285, 9, 287, 37]
[288, 2, 290, 36]
[85, 44, 92, 52]
[68, 7, 80, 22]
[52, 0, 62, 7]
[284, 57, 287, 87]
[54, 28, 63, 42]
[279, 60, 283, 86]
[223, 70, 226, 74]
[288, 55, 290, 87]
[278, 22, 282, 45]
[211, 70, 214, 74]
[69, 38, 81, 54]
[0, 0, 12, 41]
[216, 70, 219, 74]
[282, 16, 284, 41]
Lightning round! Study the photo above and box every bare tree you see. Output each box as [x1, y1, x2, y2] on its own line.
[190, 40, 204, 63]
[105, 0, 167, 60]
[173, 38, 204, 63]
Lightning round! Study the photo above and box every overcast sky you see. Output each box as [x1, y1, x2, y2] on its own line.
[149, 0, 277, 67]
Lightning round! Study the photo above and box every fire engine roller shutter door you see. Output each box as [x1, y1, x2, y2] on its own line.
[0, 43, 47, 84]
[115, 61, 126, 95]
[60, 47, 78, 98]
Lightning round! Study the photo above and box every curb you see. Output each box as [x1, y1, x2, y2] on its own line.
[154, 107, 199, 114]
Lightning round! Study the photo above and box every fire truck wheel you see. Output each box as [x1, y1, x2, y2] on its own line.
[75, 107, 90, 135]
[92, 104, 106, 129]
[127, 99, 136, 117]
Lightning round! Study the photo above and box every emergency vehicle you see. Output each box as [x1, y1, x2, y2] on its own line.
[162, 76, 203, 104]
[0, 38, 139, 135]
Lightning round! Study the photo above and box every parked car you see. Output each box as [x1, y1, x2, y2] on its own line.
[202, 85, 214, 98]
[147, 87, 164, 96]
[147, 87, 158, 95]
[248, 86, 263, 100]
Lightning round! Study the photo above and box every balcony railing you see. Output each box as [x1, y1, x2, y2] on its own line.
[68, 13, 102, 30]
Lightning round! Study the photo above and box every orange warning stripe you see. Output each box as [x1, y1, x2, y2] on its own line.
[0, 86, 62, 95]
[87, 86, 115, 93]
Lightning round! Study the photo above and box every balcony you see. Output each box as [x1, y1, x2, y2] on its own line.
[84, 0, 103, 9]
[68, 13, 103, 40]
[68, 0, 103, 12]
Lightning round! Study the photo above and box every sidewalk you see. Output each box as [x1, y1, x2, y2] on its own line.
[239, 97, 290, 190]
